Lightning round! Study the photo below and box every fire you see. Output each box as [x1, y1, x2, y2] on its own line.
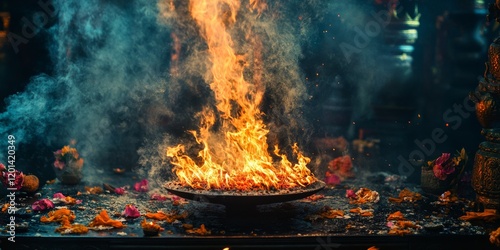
[166, 0, 316, 191]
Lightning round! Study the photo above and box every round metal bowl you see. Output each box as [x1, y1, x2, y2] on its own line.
[164, 180, 326, 208]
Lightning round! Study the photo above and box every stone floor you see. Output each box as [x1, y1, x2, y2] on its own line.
[0, 172, 499, 250]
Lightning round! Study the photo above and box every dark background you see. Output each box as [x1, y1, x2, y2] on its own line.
[0, 0, 490, 185]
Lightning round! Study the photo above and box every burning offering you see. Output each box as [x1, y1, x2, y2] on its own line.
[164, 0, 318, 197]
[141, 219, 164, 236]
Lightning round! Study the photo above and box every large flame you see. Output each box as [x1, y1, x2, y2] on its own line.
[166, 0, 316, 191]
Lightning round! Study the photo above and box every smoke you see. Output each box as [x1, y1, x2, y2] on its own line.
[0, 0, 396, 186]
[140, 0, 334, 182]
[0, 0, 172, 183]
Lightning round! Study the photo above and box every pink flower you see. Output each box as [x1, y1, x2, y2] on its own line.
[122, 204, 141, 218]
[433, 153, 453, 180]
[53, 192, 66, 199]
[53, 160, 65, 170]
[433, 164, 447, 180]
[346, 189, 357, 199]
[151, 193, 168, 201]
[134, 179, 149, 192]
[325, 172, 341, 186]
[328, 155, 353, 177]
[1, 170, 24, 190]
[435, 153, 450, 166]
[0, 163, 5, 172]
[115, 187, 126, 195]
[442, 164, 456, 175]
[32, 199, 54, 211]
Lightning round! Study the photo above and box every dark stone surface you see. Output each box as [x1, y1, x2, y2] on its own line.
[0, 173, 498, 249]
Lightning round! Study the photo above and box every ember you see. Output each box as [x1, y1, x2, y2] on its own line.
[141, 219, 164, 236]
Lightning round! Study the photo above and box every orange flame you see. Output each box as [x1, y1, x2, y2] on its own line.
[166, 0, 316, 191]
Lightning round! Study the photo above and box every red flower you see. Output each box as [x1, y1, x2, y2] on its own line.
[433, 153, 454, 180]
[325, 172, 341, 186]
[435, 153, 450, 166]
[53, 160, 65, 170]
[134, 179, 149, 192]
[1, 170, 24, 191]
[32, 199, 54, 211]
[53, 192, 66, 199]
[122, 204, 141, 218]
[115, 187, 126, 195]
[151, 193, 168, 201]
[327, 155, 353, 178]
[433, 164, 447, 181]
[346, 189, 357, 199]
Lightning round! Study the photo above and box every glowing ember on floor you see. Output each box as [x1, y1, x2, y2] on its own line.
[166, 0, 316, 191]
